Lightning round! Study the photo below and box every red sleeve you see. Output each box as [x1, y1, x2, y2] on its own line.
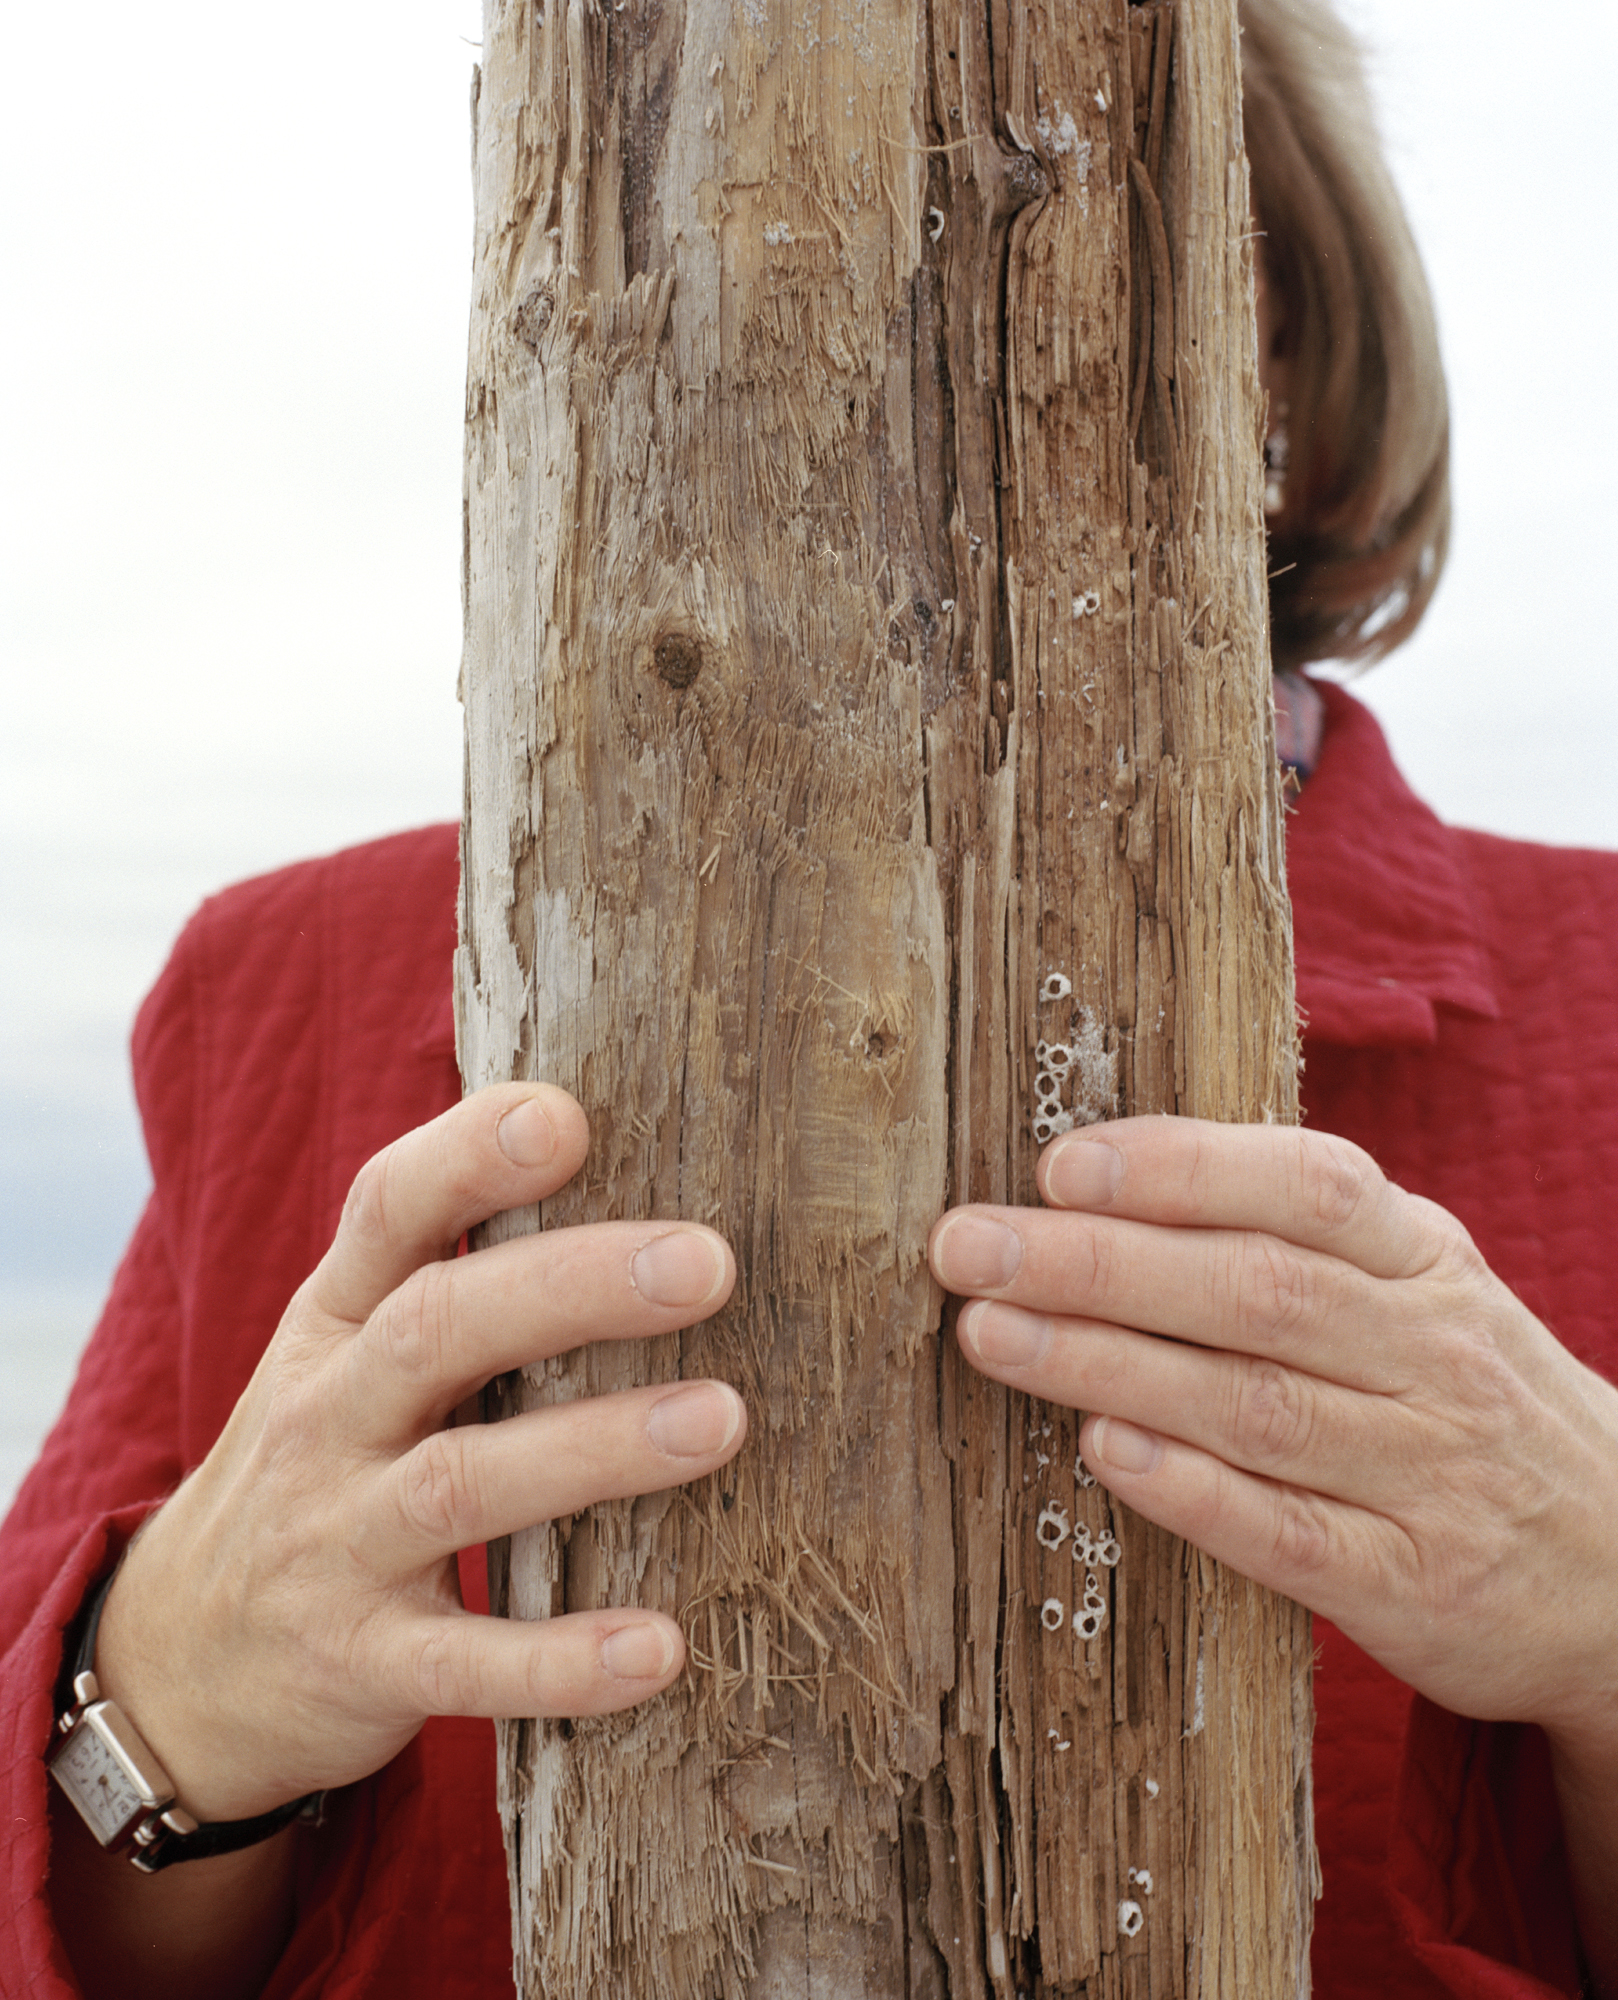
[0, 1199, 183, 1992]
[1387, 1707, 1587, 1999]
[0, 891, 203, 1992]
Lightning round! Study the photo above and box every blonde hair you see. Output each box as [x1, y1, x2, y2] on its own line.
[1239, 0, 1450, 668]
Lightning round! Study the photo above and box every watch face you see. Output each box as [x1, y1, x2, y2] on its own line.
[49, 1705, 166, 1847]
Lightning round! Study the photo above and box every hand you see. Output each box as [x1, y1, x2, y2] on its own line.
[96, 1084, 747, 1823]
[926, 1117, 1618, 1757]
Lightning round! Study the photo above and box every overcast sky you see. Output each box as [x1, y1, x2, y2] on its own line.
[3, 0, 1615, 1359]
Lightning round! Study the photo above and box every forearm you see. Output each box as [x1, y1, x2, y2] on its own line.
[48, 1785, 299, 2000]
[1551, 1735, 1618, 1998]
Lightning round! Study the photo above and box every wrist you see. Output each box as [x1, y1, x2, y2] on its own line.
[53, 1558, 321, 1870]
[92, 1509, 286, 1824]
[1545, 1711, 1618, 1798]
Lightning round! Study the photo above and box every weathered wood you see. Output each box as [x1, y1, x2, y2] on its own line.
[456, 0, 1314, 1991]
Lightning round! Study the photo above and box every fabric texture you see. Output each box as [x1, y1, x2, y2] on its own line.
[4, 684, 1614, 1995]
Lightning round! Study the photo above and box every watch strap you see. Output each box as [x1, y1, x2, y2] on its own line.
[128, 1789, 326, 1874]
[59, 1564, 325, 1871]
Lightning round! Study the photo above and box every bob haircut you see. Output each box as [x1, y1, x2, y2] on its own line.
[1239, 0, 1450, 670]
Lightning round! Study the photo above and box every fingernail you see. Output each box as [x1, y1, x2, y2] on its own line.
[1046, 1138, 1124, 1209]
[600, 1622, 677, 1681]
[932, 1213, 1024, 1291]
[961, 1301, 1052, 1368]
[647, 1383, 743, 1459]
[496, 1096, 558, 1168]
[631, 1230, 726, 1309]
[1091, 1416, 1163, 1476]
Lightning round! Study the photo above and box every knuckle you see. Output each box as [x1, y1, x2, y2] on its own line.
[372, 1259, 459, 1387]
[1438, 1334, 1536, 1456]
[1387, 1190, 1481, 1286]
[1412, 1505, 1511, 1623]
[341, 1143, 403, 1257]
[1297, 1134, 1375, 1234]
[432, 1114, 494, 1219]
[1422, 1202, 1484, 1280]
[399, 1430, 481, 1547]
[1230, 1362, 1316, 1467]
[1233, 1232, 1316, 1345]
[411, 1624, 477, 1715]
[1270, 1487, 1333, 1579]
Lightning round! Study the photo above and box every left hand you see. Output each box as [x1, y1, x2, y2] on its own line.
[927, 1118, 1618, 1757]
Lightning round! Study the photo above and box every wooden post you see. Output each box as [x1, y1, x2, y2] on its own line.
[456, 0, 1315, 1991]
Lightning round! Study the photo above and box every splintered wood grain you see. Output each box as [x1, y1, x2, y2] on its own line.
[457, 0, 1313, 1993]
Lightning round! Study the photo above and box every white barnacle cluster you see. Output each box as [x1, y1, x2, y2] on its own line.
[1072, 1569, 1108, 1642]
[1117, 1867, 1153, 1938]
[1032, 973, 1076, 1143]
[1072, 1523, 1120, 1569]
[1071, 588, 1101, 620]
[763, 219, 793, 246]
[1035, 1448, 1120, 1644]
[1032, 975, 1117, 1139]
[1072, 1518, 1117, 1639]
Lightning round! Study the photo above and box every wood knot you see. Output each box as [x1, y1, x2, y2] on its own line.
[1006, 152, 1051, 208]
[512, 283, 556, 351]
[653, 633, 703, 689]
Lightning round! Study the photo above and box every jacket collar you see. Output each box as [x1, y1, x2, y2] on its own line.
[1286, 681, 1499, 1048]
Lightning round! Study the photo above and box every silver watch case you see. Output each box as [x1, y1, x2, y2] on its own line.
[47, 1670, 199, 1856]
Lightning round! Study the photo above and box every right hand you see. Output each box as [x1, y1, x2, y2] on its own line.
[95, 1083, 745, 1823]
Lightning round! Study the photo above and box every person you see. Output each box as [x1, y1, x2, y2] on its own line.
[6, 0, 1617, 1994]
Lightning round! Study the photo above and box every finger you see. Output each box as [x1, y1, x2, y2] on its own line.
[379, 1381, 748, 1564]
[1034, 1118, 1437, 1281]
[929, 1201, 1408, 1390]
[307, 1085, 592, 1327]
[1074, 1410, 1404, 1627]
[956, 1300, 1402, 1502]
[348, 1220, 736, 1441]
[393, 1607, 689, 1721]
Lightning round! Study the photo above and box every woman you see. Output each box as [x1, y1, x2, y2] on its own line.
[8, 1, 1617, 1994]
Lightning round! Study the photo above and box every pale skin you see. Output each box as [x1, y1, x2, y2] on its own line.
[53, 1084, 1618, 1995]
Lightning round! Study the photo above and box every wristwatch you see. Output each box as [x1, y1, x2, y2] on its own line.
[47, 1567, 323, 1873]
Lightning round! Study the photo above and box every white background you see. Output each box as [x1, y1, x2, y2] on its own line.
[3, 0, 1614, 1508]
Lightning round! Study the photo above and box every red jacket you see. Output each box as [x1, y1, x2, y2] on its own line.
[4, 685, 1614, 1996]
